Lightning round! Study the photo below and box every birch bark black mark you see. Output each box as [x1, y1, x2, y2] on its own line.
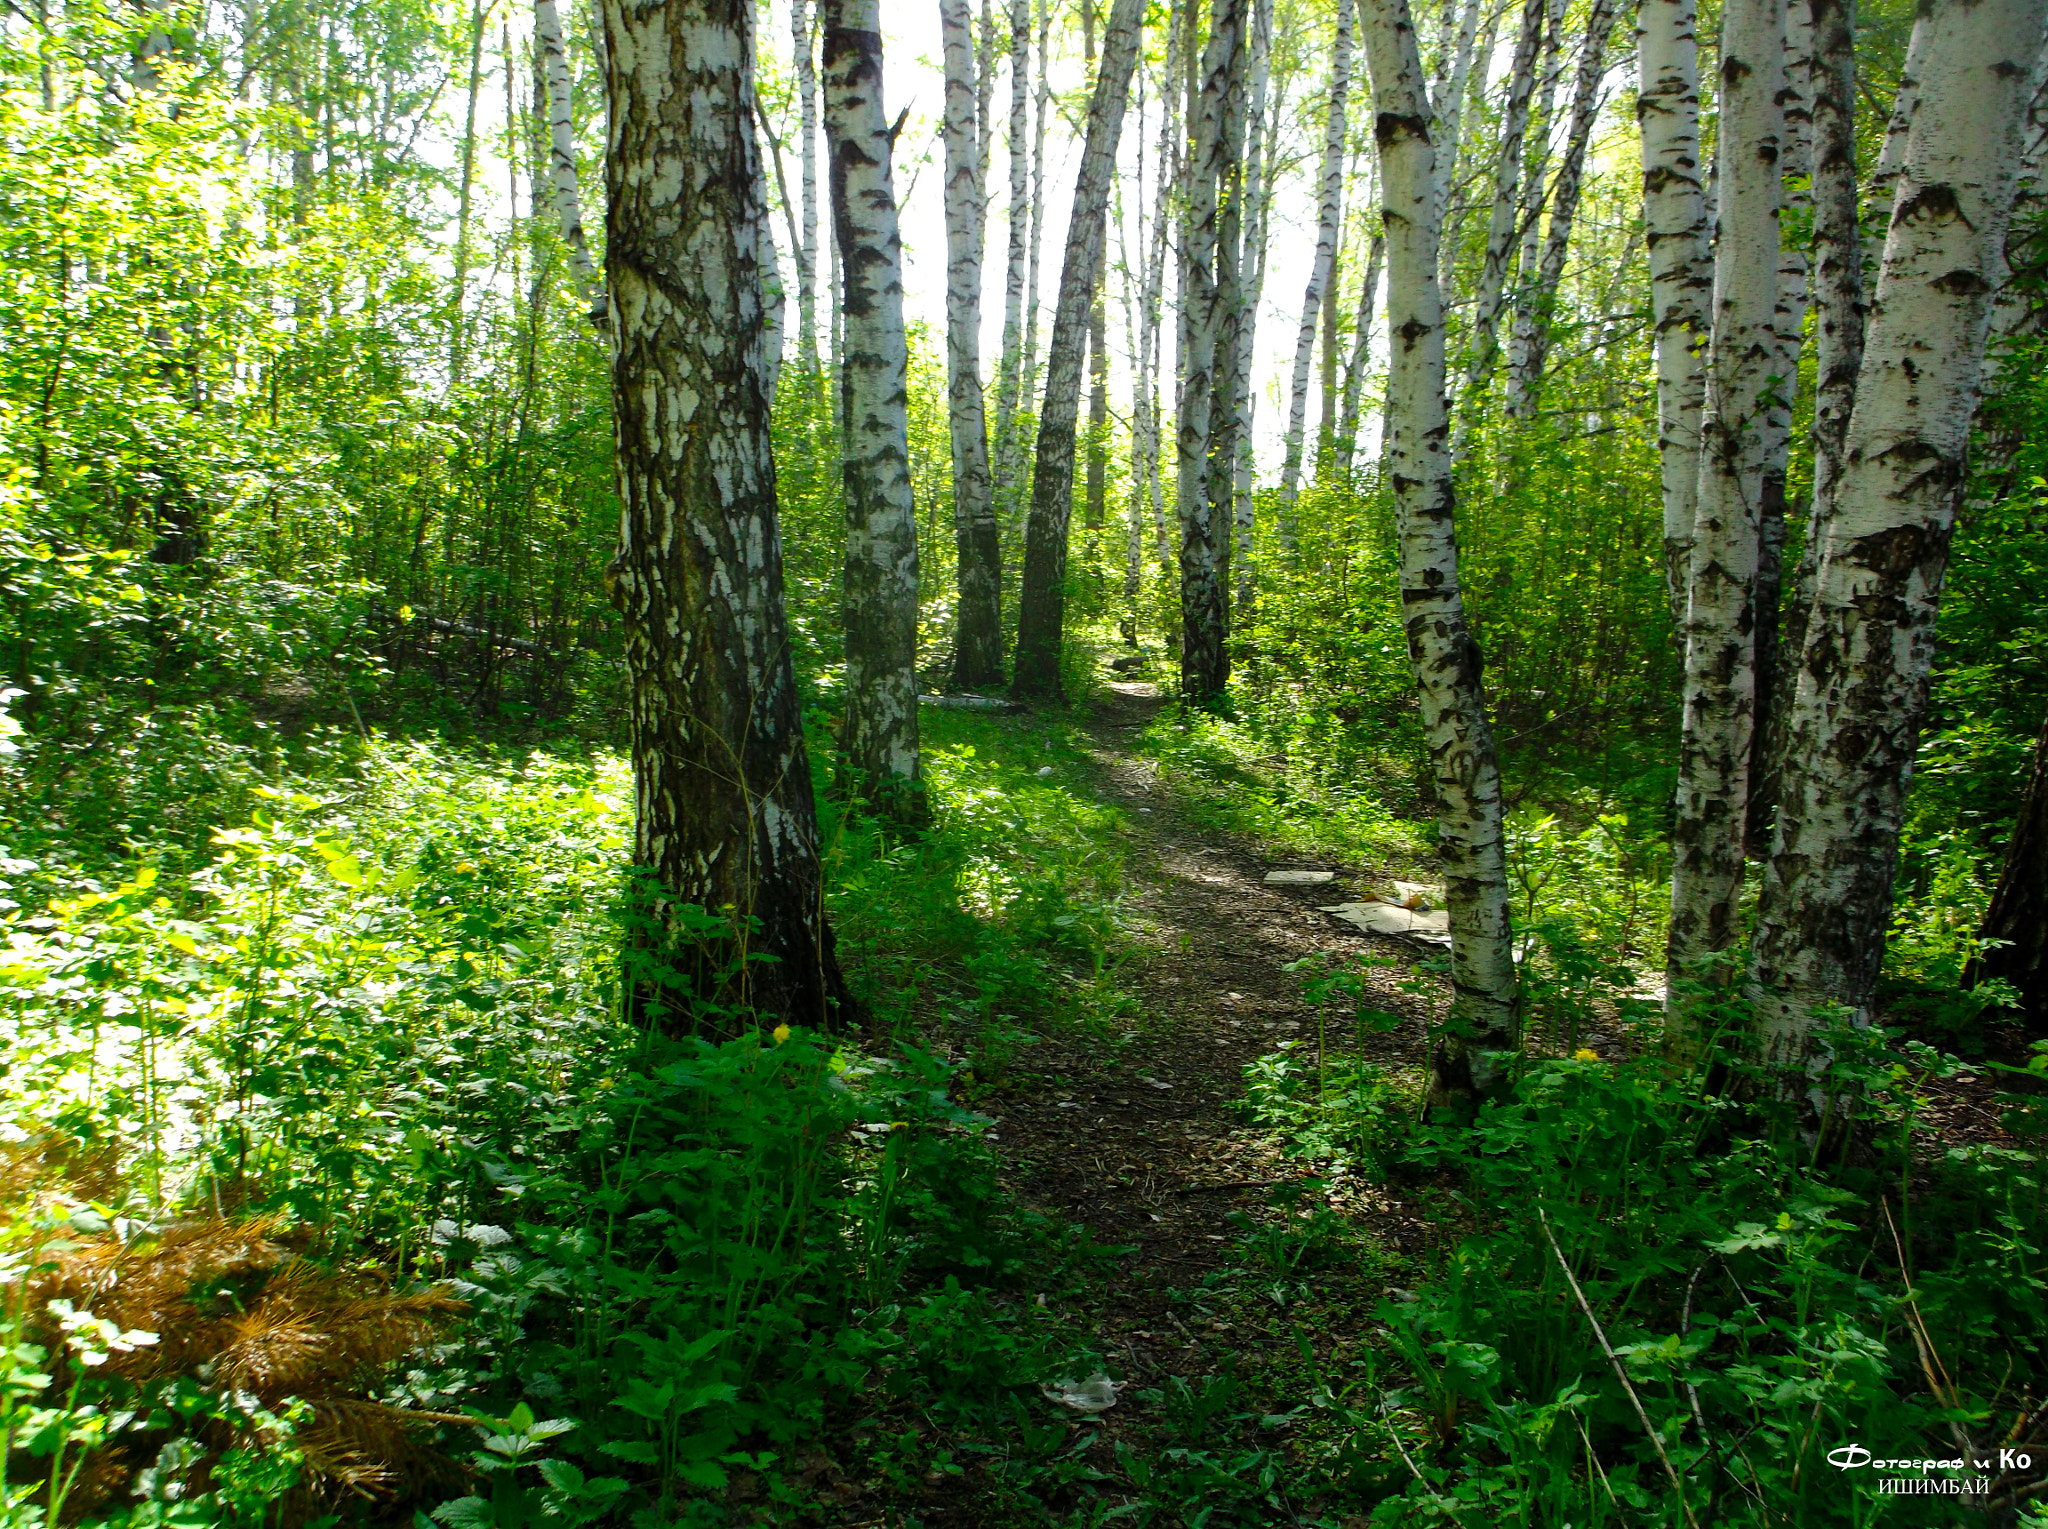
[1665, 0, 1783, 1014]
[942, 0, 1005, 689]
[1011, 0, 1144, 700]
[1749, 0, 2045, 1088]
[824, 0, 923, 814]
[602, 0, 846, 1030]
[1361, 0, 1519, 1116]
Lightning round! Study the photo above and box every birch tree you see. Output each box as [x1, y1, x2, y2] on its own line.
[1502, 0, 1618, 417]
[1360, 0, 1519, 1114]
[1665, 0, 1782, 1006]
[602, 0, 845, 1028]
[941, 0, 1004, 690]
[1277, 0, 1355, 510]
[823, 0, 922, 814]
[1230, 0, 1276, 614]
[1336, 223, 1384, 474]
[792, 0, 821, 376]
[1175, 0, 1240, 708]
[994, 0, 1031, 496]
[534, 0, 604, 325]
[1637, 0, 1714, 626]
[1750, 0, 2046, 1091]
[1449, 0, 1545, 456]
[1012, 0, 1145, 699]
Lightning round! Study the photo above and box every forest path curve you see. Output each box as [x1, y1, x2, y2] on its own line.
[980, 680, 1443, 1358]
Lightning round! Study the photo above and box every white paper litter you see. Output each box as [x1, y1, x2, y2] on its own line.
[1263, 870, 1336, 885]
[1319, 900, 1454, 947]
[1042, 1373, 1123, 1413]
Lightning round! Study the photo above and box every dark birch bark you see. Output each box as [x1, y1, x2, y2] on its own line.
[1973, 708, 2048, 1027]
[942, 0, 1005, 689]
[1011, 0, 1145, 700]
[1750, 0, 2045, 1090]
[1361, 0, 1520, 1115]
[824, 0, 923, 813]
[602, 0, 845, 1029]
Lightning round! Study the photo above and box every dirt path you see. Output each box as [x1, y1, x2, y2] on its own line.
[980, 681, 1446, 1378]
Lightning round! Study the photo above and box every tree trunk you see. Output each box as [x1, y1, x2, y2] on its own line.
[1231, 0, 1276, 616]
[791, 0, 822, 376]
[1176, 0, 1240, 708]
[1020, 0, 1053, 415]
[1083, 0, 1110, 536]
[1430, 0, 1481, 241]
[1336, 225, 1384, 474]
[1665, 0, 1782, 1006]
[994, 0, 1032, 510]
[1638, 0, 1715, 629]
[1502, 0, 1618, 417]
[1360, 0, 1519, 1115]
[1205, 0, 1251, 627]
[824, 0, 923, 814]
[1974, 708, 2048, 1028]
[1142, 2, 1182, 585]
[1011, 0, 1146, 700]
[602, 0, 845, 1030]
[450, 0, 486, 382]
[535, 0, 605, 325]
[1745, 0, 1814, 850]
[1749, 0, 2045, 1083]
[1278, 0, 1356, 510]
[942, 0, 1005, 690]
[1448, 0, 1545, 458]
[1760, 0, 1866, 835]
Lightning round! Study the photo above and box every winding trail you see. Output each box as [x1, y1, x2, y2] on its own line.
[980, 680, 1447, 1382]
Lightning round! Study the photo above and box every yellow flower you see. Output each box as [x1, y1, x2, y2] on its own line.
[772, 1024, 791, 1046]
[1776, 1211, 1794, 1231]
[1573, 1048, 1601, 1062]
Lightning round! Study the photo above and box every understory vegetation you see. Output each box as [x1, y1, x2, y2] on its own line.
[5, 0, 2048, 1521]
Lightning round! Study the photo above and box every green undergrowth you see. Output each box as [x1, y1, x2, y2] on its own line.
[0, 705, 1147, 1527]
[1217, 961, 2048, 1527]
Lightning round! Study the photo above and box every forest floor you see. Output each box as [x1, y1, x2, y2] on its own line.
[893, 679, 1529, 1523]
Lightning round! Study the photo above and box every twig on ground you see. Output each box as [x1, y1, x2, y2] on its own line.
[1538, 1207, 1701, 1529]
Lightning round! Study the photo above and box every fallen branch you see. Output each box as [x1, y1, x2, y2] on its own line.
[1538, 1207, 1701, 1529]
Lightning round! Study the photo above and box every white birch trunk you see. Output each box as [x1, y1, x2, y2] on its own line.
[1750, 0, 2046, 1093]
[1012, 0, 1146, 698]
[1145, 5, 1181, 579]
[1429, 0, 1482, 262]
[602, 0, 844, 1026]
[1449, 0, 1546, 458]
[1020, 0, 1053, 409]
[792, 0, 821, 376]
[995, 0, 1032, 495]
[823, 0, 923, 811]
[1666, 0, 1783, 1001]
[942, 0, 1004, 689]
[1232, 0, 1276, 615]
[1503, 0, 1617, 417]
[1337, 224, 1385, 473]
[1638, 0, 1715, 627]
[534, 0, 604, 325]
[1176, 0, 1239, 706]
[1278, 0, 1356, 510]
[1360, 0, 1519, 1112]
